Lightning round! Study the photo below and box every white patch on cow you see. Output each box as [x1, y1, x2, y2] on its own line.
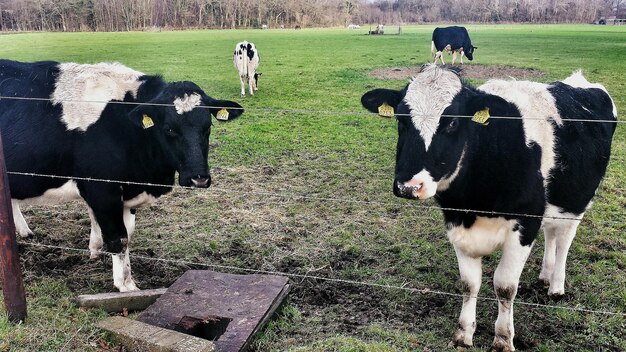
[404, 64, 462, 150]
[112, 248, 139, 292]
[437, 147, 466, 192]
[540, 204, 583, 295]
[478, 79, 560, 185]
[15, 180, 81, 206]
[402, 169, 437, 199]
[173, 93, 202, 115]
[447, 217, 517, 258]
[87, 206, 104, 259]
[562, 70, 617, 117]
[123, 192, 157, 209]
[123, 207, 136, 236]
[52, 62, 144, 131]
[11, 201, 33, 237]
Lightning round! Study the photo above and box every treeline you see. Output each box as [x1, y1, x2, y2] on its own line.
[0, 0, 622, 32]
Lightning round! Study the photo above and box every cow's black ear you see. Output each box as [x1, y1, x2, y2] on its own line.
[128, 105, 161, 130]
[204, 98, 244, 121]
[361, 88, 403, 114]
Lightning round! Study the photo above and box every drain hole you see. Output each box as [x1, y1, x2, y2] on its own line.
[175, 315, 232, 341]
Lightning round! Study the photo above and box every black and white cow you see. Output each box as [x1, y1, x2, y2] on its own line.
[233, 41, 261, 97]
[0, 59, 244, 292]
[361, 64, 616, 351]
[431, 26, 476, 65]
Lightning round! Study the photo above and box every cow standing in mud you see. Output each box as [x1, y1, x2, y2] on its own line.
[361, 64, 616, 351]
[0, 59, 243, 292]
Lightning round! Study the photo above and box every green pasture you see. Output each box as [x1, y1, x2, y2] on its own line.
[0, 24, 625, 351]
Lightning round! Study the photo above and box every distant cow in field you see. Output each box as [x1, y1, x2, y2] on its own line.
[0, 59, 244, 292]
[361, 64, 616, 351]
[431, 26, 476, 64]
[233, 41, 261, 97]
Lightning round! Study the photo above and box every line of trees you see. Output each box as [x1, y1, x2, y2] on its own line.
[0, 0, 623, 32]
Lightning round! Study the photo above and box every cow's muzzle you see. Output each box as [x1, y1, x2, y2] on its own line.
[393, 180, 420, 200]
[190, 174, 211, 188]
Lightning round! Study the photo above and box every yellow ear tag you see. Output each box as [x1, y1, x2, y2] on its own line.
[216, 109, 229, 121]
[378, 103, 395, 118]
[472, 107, 490, 126]
[142, 114, 154, 129]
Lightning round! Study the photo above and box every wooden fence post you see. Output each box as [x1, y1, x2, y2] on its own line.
[0, 131, 27, 323]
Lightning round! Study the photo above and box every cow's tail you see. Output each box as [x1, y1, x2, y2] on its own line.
[242, 47, 249, 78]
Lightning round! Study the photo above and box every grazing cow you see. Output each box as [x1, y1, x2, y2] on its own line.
[431, 26, 476, 65]
[361, 64, 616, 351]
[233, 41, 261, 97]
[0, 59, 244, 292]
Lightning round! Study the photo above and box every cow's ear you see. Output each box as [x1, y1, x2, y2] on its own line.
[129, 105, 162, 130]
[204, 98, 244, 122]
[361, 88, 403, 115]
[466, 94, 519, 124]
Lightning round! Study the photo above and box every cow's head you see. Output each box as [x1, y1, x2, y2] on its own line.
[130, 80, 243, 188]
[361, 64, 512, 200]
[465, 45, 477, 60]
[254, 72, 262, 88]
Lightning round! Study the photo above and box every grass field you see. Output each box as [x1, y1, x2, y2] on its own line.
[0, 24, 625, 351]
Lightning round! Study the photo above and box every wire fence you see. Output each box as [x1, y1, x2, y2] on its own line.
[2, 94, 626, 321]
[0, 95, 622, 124]
[17, 241, 626, 317]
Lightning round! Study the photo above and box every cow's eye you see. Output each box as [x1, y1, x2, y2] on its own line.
[447, 119, 458, 131]
[165, 126, 178, 137]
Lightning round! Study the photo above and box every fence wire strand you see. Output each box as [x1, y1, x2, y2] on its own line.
[17, 241, 626, 317]
[0, 95, 622, 124]
[6, 170, 595, 222]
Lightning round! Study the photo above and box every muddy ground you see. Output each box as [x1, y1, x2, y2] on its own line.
[369, 64, 546, 81]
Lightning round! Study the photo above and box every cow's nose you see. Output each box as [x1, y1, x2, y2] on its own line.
[191, 175, 211, 188]
[394, 180, 421, 199]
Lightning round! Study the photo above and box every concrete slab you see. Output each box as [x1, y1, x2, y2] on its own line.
[98, 316, 215, 352]
[78, 288, 167, 312]
[138, 270, 290, 352]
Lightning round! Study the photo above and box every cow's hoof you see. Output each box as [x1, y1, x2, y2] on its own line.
[89, 250, 102, 260]
[448, 329, 472, 349]
[548, 291, 565, 300]
[118, 282, 140, 292]
[492, 335, 514, 352]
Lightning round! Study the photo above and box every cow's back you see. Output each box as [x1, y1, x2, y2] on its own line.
[432, 26, 470, 51]
[0, 60, 73, 199]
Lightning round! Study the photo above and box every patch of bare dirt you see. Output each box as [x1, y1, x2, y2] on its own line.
[369, 64, 546, 81]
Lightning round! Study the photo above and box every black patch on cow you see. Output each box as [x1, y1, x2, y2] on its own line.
[546, 82, 616, 215]
[432, 26, 475, 60]
[247, 46, 255, 60]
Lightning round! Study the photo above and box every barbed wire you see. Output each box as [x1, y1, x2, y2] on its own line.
[0, 95, 622, 124]
[17, 241, 626, 317]
[7, 170, 595, 222]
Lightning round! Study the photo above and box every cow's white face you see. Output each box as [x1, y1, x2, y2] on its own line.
[360, 65, 513, 200]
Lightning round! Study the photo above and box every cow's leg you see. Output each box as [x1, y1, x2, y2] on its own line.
[83, 186, 138, 292]
[450, 245, 482, 348]
[460, 51, 465, 64]
[240, 75, 246, 97]
[492, 227, 534, 352]
[87, 206, 104, 259]
[247, 74, 255, 96]
[439, 51, 446, 65]
[452, 51, 457, 64]
[547, 217, 581, 296]
[11, 200, 33, 237]
[539, 226, 557, 285]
